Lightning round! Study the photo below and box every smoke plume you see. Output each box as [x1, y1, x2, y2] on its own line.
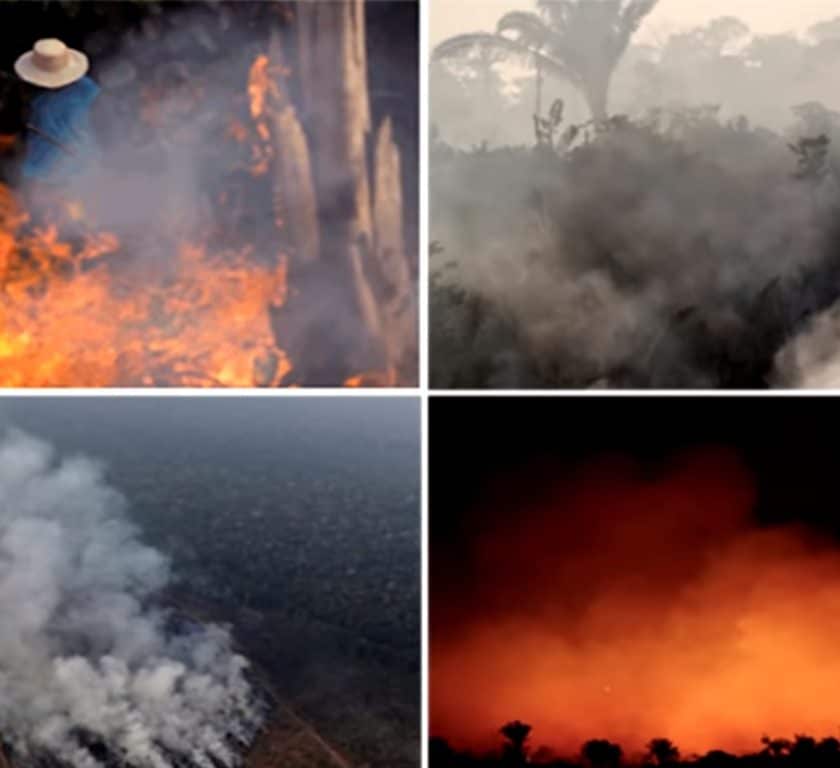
[431, 448, 840, 757]
[0, 430, 262, 768]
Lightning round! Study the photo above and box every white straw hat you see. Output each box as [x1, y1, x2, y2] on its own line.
[14, 38, 89, 89]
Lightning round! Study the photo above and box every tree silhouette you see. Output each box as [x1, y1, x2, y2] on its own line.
[433, 0, 659, 122]
[646, 739, 680, 766]
[760, 736, 792, 759]
[501, 720, 533, 765]
[815, 736, 840, 764]
[789, 735, 818, 763]
[430, 731, 840, 768]
[582, 739, 624, 768]
[430, 736, 456, 765]
[696, 750, 737, 768]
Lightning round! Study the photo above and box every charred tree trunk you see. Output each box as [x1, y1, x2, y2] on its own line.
[373, 117, 416, 380]
[269, 0, 415, 385]
[267, 28, 319, 267]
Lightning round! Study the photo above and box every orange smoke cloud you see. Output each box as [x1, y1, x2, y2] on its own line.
[431, 448, 840, 758]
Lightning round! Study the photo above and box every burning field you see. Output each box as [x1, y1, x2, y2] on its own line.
[430, 397, 840, 764]
[0, 1, 417, 387]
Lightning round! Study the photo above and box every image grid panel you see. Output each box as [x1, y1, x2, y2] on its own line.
[0, 0, 418, 388]
[0, 395, 420, 768]
[429, 395, 840, 766]
[429, 0, 840, 390]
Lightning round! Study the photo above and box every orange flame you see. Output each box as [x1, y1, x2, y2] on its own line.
[0, 184, 291, 387]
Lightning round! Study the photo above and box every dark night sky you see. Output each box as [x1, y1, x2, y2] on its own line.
[431, 396, 840, 601]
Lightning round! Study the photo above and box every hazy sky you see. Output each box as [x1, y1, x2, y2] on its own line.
[431, 0, 840, 45]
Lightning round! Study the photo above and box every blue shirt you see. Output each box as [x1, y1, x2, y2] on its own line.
[22, 76, 100, 182]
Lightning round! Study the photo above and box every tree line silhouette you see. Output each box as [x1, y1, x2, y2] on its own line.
[431, 721, 840, 768]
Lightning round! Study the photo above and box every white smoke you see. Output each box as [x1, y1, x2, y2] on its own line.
[774, 303, 840, 388]
[0, 429, 262, 768]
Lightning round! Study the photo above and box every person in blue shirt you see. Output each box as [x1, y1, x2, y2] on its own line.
[14, 38, 100, 184]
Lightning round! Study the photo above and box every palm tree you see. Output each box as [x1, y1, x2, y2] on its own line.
[500, 720, 532, 765]
[433, 0, 659, 122]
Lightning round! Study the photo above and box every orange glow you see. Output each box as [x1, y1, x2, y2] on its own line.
[0, 184, 291, 387]
[431, 449, 840, 758]
[247, 54, 278, 177]
[248, 54, 272, 120]
[0, 134, 16, 154]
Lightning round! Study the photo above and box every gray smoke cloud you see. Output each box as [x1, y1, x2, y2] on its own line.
[0, 429, 262, 768]
[430, 116, 840, 388]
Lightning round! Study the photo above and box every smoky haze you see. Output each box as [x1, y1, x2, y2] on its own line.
[433, 449, 840, 755]
[0, 429, 261, 768]
[432, 0, 840, 44]
[430, 398, 840, 758]
[430, 0, 840, 389]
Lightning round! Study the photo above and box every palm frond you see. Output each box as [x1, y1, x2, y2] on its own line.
[434, 30, 574, 82]
[496, 10, 551, 50]
[611, 0, 659, 56]
[432, 32, 506, 61]
[620, 0, 659, 35]
[535, 0, 574, 36]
